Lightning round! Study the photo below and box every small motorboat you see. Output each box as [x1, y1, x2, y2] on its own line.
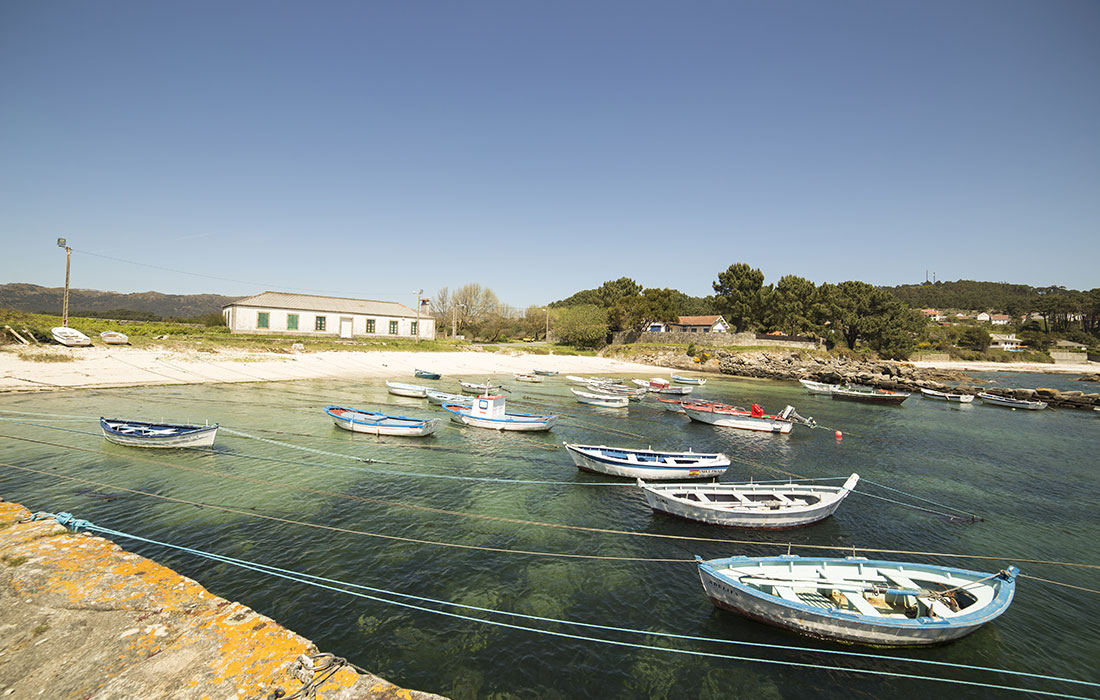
[100, 417, 217, 448]
[533, 369, 559, 376]
[571, 388, 629, 408]
[683, 403, 812, 434]
[385, 381, 432, 398]
[977, 392, 1047, 410]
[325, 406, 439, 437]
[639, 474, 859, 528]
[443, 394, 557, 431]
[414, 369, 442, 380]
[696, 554, 1019, 646]
[671, 374, 707, 385]
[920, 388, 975, 403]
[99, 330, 129, 345]
[426, 390, 473, 406]
[514, 372, 544, 383]
[563, 443, 729, 480]
[799, 379, 839, 395]
[51, 326, 91, 347]
[829, 385, 910, 404]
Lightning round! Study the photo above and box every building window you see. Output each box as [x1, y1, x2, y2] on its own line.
[315, 316, 327, 331]
[287, 313, 299, 330]
[257, 312, 269, 329]
[410, 321, 418, 336]
[389, 320, 399, 335]
[366, 319, 375, 334]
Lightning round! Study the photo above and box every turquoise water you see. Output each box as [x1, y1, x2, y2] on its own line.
[0, 372, 1097, 699]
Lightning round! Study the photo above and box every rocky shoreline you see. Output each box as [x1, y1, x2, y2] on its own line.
[607, 348, 1100, 410]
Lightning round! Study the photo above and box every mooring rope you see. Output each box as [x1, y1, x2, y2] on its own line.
[26, 512, 1100, 698]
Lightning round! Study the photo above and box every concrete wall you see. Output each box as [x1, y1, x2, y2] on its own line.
[1050, 351, 1090, 364]
[226, 305, 435, 339]
[611, 330, 816, 349]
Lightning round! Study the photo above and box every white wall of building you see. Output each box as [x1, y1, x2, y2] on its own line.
[225, 306, 435, 339]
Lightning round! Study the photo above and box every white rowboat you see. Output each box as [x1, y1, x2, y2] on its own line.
[100, 417, 217, 448]
[671, 374, 707, 385]
[385, 381, 431, 398]
[99, 330, 129, 345]
[326, 406, 440, 437]
[683, 404, 797, 433]
[920, 388, 975, 403]
[563, 443, 729, 480]
[570, 388, 629, 408]
[51, 326, 91, 347]
[977, 392, 1047, 410]
[639, 474, 859, 528]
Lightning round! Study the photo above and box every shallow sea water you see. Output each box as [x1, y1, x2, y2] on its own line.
[0, 371, 1097, 699]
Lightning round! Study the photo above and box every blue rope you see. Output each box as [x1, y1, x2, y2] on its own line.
[35, 512, 1098, 698]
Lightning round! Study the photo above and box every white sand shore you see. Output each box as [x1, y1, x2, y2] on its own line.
[0, 346, 679, 393]
[910, 359, 1097, 375]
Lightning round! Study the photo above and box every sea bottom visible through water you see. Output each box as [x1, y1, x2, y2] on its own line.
[0, 372, 1097, 699]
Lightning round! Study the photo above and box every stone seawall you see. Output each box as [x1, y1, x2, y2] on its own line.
[0, 498, 447, 700]
[715, 350, 1100, 410]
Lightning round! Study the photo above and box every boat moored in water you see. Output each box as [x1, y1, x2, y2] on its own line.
[459, 380, 506, 394]
[563, 443, 729, 480]
[829, 385, 911, 404]
[671, 374, 707, 385]
[532, 369, 559, 376]
[683, 403, 814, 433]
[639, 474, 859, 528]
[696, 554, 1019, 646]
[514, 372, 544, 383]
[571, 388, 629, 408]
[443, 394, 557, 431]
[426, 390, 473, 406]
[100, 417, 218, 448]
[977, 392, 1047, 410]
[920, 388, 975, 403]
[385, 381, 432, 398]
[325, 405, 440, 437]
[799, 379, 840, 395]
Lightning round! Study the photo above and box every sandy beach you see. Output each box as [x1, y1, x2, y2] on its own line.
[909, 359, 1097, 375]
[0, 345, 677, 393]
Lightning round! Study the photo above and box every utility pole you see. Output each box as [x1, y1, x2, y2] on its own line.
[545, 307, 549, 340]
[452, 304, 457, 339]
[57, 238, 71, 327]
[415, 289, 422, 343]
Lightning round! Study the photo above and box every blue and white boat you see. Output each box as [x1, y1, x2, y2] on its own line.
[696, 554, 1019, 646]
[533, 369, 559, 376]
[385, 381, 432, 398]
[443, 394, 557, 431]
[459, 380, 505, 394]
[414, 369, 442, 380]
[563, 443, 729, 480]
[325, 406, 439, 437]
[100, 417, 218, 448]
[671, 374, 707, 385]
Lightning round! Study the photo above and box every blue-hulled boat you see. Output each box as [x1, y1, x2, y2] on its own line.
[443, 394, 557, 431]
[533, 369, 559, 376]
[100, 418, 218, 448]
[414, 369, 442, 380]
[696, 554, 1018, 646]
[563, 443, 729, 480]
[325, 406, 440, 437]
[671, 373, 707, 385]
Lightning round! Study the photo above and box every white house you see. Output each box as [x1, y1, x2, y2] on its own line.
[976, 312, 991, 323]
[989, 314, 1012, 326]
[990, 333, 1023, 351]
[223, 291, 434, 339]
[669, 315, 730, 333]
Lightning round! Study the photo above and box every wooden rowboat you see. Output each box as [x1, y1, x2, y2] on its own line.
[799, 379, 840, 395]
[920, 388, 974, 403]
[51, 326, 91, 347]
[532, 369, 559, 376]
[671, 374, 707, 385]
[683, 403, 805, 433]
[426, 390, 473, 406]
[385, 381, 432, 398]
[514, 372, 544, 383]
[977, 392, 1047, 410]
[563, 443, 729, 480]
[829, 385, 910, 404]
[325, 405, 439, 437]
[99, 330, 129, 345]
[639, 474, 859, 528]
[696, 554, 1019, 646]
[100, 417, 218, 448]
[414, 369, 442, 380]
[570, 388, 629, 408]
[459, 380, 506, 394]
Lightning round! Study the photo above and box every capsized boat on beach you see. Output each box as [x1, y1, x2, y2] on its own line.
[639, 474, 859, 528]
[696, 554, 1019, 646]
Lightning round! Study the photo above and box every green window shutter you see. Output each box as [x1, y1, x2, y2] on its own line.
[287, 314, 299, 330]
[389, 320, 398, 334]
[315, 316, 326, 331]
[411, 321, 418, 336]
[366, 319, 375, 333]
[257, 312, 269, 329]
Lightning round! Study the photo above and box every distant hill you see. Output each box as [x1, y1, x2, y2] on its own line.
[0, 283, 240, 319]
[885, 280, 1046, 312]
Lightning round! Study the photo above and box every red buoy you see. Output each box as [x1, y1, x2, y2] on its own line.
[835, 430, 843, 440]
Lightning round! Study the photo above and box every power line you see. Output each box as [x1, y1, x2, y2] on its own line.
[71, 248, 418, 298]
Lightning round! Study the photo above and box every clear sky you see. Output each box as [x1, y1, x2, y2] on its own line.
[1, 0, 1097, 310]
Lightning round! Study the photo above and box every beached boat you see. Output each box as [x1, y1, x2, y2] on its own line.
[426, 390, 474, 406]
[799, 379, 840, 395]
[671, 374, 707, 385]
[920, 388, 975, 403]
[414, 369, 441, 380]
[696, 554, 1019, 646]
[639, 474, 859, 528]
[977, 392, 1047, 410]
[443, 394, 557, 431]
[51, 326, 91, 347]
[532, 369, 559, 376]
[459, 380, 505, 394]
[385, 381, 432, 398]
[514, 372, 544, 383]
[683, 403, 811, 433]
[563, 443, 730, 480]
[100, 417, 218, 448]
[325, 405, 440, 437]
[570, 388, 629, 408]
[830, 385, 910, 404]
[99, 330, 129, 345]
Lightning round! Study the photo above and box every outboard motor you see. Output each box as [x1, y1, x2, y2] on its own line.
[780, 405, 817, 428]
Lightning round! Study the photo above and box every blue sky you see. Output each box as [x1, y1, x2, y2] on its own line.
[1, 0, 1097, 309]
